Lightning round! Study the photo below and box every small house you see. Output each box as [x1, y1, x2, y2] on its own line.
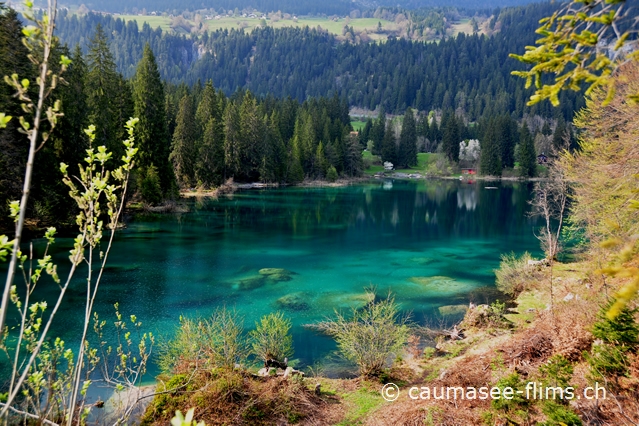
[461, 168, 477, 175]
[537, 153, 548, 164]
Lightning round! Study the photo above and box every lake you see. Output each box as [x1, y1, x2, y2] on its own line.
[3, 179, 543, 377]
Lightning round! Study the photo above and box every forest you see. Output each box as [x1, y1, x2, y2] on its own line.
[54, 2, 583, 119]
[65, 0, 538, 15]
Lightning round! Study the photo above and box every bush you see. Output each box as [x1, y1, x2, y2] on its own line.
[491, 373, 529, 413]
[249, 312, 294, 364]
[158, 308, 247, 374]
[541, 401, 582, 425]
[310, 291, 410, 377]
[586, 302, 638, 382]
[494, 252, 536, 296]
[139, 165, 163, 205]
[326, 165, 338, 182]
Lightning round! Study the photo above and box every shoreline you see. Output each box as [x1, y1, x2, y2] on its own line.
[178, 174, 543, 198]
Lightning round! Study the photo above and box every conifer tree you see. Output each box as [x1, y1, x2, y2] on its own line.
[518, 122, 536, 178]
[398, 108, 417, 168]
[197, 117, 225, 187]
[442, 111, 460, 163]
[170, 95, 198, 187]
[239, 91, 262, 180]
[223, 101, 241, 179]
[85, 24, 120, 156]
[381, 121, 398, 166]
[552, 117, 567, 151]
[343, 133, 364, 177]
[371, 108, 386, 155]
[133, 43, 175, 196]
[497, 115, 516, 168]
[480, 119, 502, 176]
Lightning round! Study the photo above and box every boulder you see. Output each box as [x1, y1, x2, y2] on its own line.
[259, 268, 293, 276]
[276, 293, 310, 311]
[438, 304, 468, 316]
[236, 275, 266, 290]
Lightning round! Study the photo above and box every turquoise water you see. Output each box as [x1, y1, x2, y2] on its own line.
[3, 179, 542, 377]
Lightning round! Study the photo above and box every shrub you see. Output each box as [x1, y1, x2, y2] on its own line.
[326, 165, 338, 182]
[541, 401, 582, 425]
[491, 373, 529, 412]
[310, 291, 410, 377]
[539, 355, 573, 389]
[158, 308, 247, 374]
[249, 312, 294, 364]
[586, 302, 638, 382]
[494, 252, 536, 296]
[139, 164, 163, 205]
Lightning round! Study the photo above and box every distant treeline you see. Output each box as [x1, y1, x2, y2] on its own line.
[54, 2, 583, 120]
[71, 0, 354, 16]
[62, 0, 540, 16]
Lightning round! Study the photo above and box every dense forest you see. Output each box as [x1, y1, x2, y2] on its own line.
[0, 6, 362, 227]
[58, 0, 539, 15]
[54, 2, 584, 120]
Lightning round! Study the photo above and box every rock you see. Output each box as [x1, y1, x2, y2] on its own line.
[259, 268, 293, 276]
[267, 273, 292, 283]
[276, 293, 310, 311]
[236, 275, 266, 290]
[283, 367, 304, 378]
[317, 292, 375, 310]
[410, 276, 456, 288]
[438, 304, 468, 316]
[314, 383, 321, 396]
[563, 293, 574, 302]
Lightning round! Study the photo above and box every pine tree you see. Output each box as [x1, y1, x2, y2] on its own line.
[239, 91, 263, 181]
[497, 115, 516, 168]
[381, 121, 398, 166]
[85, 24, 120, 157]
[343, 133, 364, 177]
[197, 117, 225, 187]
[518, 122, 536, 178]
[223, 101, 241, 179]
[133, 43, 175, 196]
[480, 119, 502, 176]
[371, 108, 386, 155]
[442, 111, 460, 163]
[552, 117, 567, 151]
[398, 108, 417, 168]
[170, 94, 198, 188]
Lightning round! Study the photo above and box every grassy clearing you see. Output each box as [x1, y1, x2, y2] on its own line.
[204, 17, 396, 37]
[115, 14, 177, 31]
[351, 120, 367, 132]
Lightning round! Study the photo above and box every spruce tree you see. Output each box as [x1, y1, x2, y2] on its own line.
[198, 117, 225, 187]
[398, 108, 417, 168]
[170, 95, 198, 188]
[552, 117, 567, 151]
[381, 122, 398, 166]
[442, 111, 460, 163]
[480, 119, 502, 176]
[371, 108, 386, 155]
[133, 43, 175, 196]
[239, 91, 262, 180]
[223, 101, 241, 179]
[85, 24, 120, 156]
[518, 122, 536, 178]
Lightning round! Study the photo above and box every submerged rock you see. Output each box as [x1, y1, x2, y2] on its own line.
[276, 292, 310, 311]
[317, 292, 375, 310]
[259, 268, 294, 276]
[236, 275, 267, 290]
[410, 276, 456, 287]
[438, 304, 468, 316]
[267, 273, 292, 283]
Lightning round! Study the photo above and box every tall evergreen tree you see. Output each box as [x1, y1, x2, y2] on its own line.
[170, 94, 198, 187]
[518, 122, 536, 178]
[239, 91, 262, 180]
[552, 117, 567, 151]
[198, 117, 225, 187]
[442, 111, 460, 163]
[133, 43, 175, 196]
[497, 115, 516, 168]
[343, 133, 364, 177]
[397, 108, 417, 168]
[381, 121, 398, 166]
[223, 101, 241, 179]
[85, 24, 121, 156]
[370, 108, 386, 156]
[480, 119, 502, 176]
